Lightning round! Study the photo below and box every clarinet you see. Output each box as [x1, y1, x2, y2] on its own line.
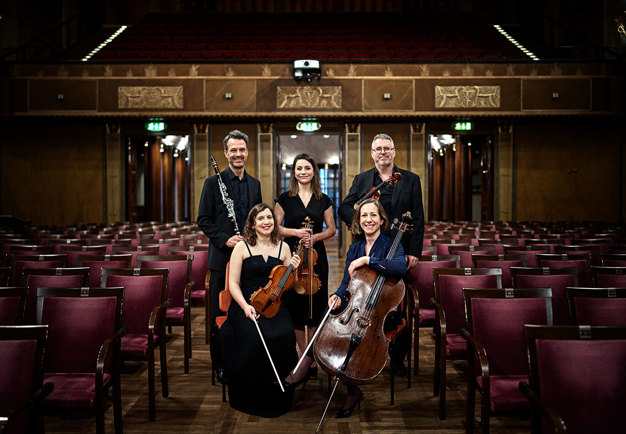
[210, 155, 241, 236]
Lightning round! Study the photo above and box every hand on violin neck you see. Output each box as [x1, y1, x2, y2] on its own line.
[289, 253, 301, 269]
[294, 227, 312, 241]
[348, 256, 370, 276]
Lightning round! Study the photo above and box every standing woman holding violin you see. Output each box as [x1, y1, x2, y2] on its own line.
[220, 203, 301, 417]
[274, 154, 336, 373]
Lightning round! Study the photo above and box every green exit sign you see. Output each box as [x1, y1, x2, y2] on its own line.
[452, 121, 473, 131]
[145, 121, 167, 132]
[296, 121, 321, 132]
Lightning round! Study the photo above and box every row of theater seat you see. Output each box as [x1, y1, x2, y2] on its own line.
[1, 221, 213, 432]
[405, 220, 626, 431]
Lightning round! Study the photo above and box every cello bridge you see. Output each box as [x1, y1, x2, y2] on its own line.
[356, 317, 371, 328]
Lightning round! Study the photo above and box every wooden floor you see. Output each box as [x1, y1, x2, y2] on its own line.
[45, 238, 531, 433]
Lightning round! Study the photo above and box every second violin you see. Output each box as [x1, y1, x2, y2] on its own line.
[294, 217, 321, 320]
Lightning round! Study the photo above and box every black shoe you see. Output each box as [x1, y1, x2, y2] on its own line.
[336, 389, 363, 419]
[284, 371, 311, 390]
[215, 368, 228, 384]
[391, 360, 407, 377]
[309, 366, 318, 377]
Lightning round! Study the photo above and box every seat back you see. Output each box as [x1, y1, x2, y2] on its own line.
[10, 254, 66, 286]
[77, 254, 132, 287]
[591, 266, 626, 288]
[601, 254, 626, 266]
[0, 287, 28, 325]
[58, 245, 107, 267]
[431, 240, 469, 255]
[525, 325, 626, 434]
[448, 245, 495, 267]
[0, 266, 9, 285]
[113, 246, 160, 267]
[408, 256, 459, 311]
[37, 287, 123, 374]
[537, 253, 592, 287]
[473, 254, 527, 287]
[511, 267, 579, 325]
[219, 262, 233, 314]
[504, 245, 551, 267]
[171, 246, 208, 292]
[566, 287, 626, 326]
[101, 268, 169, 334]
[0, 325, 48, 434]
[138, 255, 192, 308]
[46, 239, 85, 254]
[23, 268, 89, 324]
[433, 268, 502, 334]
[464, 288, 552, 376]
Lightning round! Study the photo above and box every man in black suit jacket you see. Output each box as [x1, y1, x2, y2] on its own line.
[338, 133, 424, 266]
[337, 133, 424, 376]
[198, 129, 262, 380]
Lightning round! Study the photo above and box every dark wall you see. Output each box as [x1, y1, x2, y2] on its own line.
[515, 118, 623, 222]
[0, 119, 105, 226]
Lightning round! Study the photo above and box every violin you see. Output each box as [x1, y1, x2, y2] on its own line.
[294, 217, 321, 319]
[250, 243, 304, 319]
[313, 212, 411, 384]
[353, 172, 402, 210]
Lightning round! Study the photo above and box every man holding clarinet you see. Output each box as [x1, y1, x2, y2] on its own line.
[198, 129, 262, 383]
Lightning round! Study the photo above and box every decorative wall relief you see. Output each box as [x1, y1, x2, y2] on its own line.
[118, 86, 184, 109]
[277, 86, 342, 109]
[435, 85, 501, 108]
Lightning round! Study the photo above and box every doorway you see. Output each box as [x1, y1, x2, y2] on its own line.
[428, 134, 494, 222]
[126, 134, 191, 223]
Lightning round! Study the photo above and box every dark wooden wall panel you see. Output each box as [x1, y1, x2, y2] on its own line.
[29, 79, 97, 111]
[363, 80, 413, 111]
[515, 120, 621, 222]
[0, 120, 104, 225]
[522, 79, 590, 110]
[206, 79, 256, 111]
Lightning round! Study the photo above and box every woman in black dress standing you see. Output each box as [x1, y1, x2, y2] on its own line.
[220, 203, 301, 417]
[274, 154, 336, 374]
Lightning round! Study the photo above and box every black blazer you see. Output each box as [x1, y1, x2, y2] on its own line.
[197, 171, 262, 270]
[337, 166, 424, 257]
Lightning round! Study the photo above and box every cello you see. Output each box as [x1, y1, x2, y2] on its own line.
[293, 217, 321, 320]
[308, 212, 411, 431]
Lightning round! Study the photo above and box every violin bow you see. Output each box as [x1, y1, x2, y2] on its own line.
[316, 377, 340, 433]
[252, 317, 285, 393]
[291, 306, 333, 374]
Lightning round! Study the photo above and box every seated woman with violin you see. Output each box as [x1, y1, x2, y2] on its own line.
[219, 203, 301, 417]
[285, 198, 407, 418]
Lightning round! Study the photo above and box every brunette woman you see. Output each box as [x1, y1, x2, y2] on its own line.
[274, 154, 336, 374]
[219, 203, 301, 417]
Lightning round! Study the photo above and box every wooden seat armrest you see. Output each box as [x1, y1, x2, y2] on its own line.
[96, 326, 129, 381]
[460, 328, 489, 383]
[519, 382, 568, 434]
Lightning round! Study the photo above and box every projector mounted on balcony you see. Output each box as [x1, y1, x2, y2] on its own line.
[293, 60, 321, 83]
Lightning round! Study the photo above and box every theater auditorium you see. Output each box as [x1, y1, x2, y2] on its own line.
[1, 1, 625, 433]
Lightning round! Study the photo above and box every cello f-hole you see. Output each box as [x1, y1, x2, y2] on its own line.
[339, 307, 359, 325]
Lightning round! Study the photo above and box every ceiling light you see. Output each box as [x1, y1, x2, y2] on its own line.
[494, 24, 540, 61]
[81, 25, 128, 62]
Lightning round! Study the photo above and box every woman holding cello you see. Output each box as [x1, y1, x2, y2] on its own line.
[220, 203, 301, 417]
[285, 198, 407, 418]
[274, 154, 336, 376]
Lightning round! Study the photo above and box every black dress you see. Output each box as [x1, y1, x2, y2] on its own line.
[275, 192, 332, 325]
[219, 242, 297, 417]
